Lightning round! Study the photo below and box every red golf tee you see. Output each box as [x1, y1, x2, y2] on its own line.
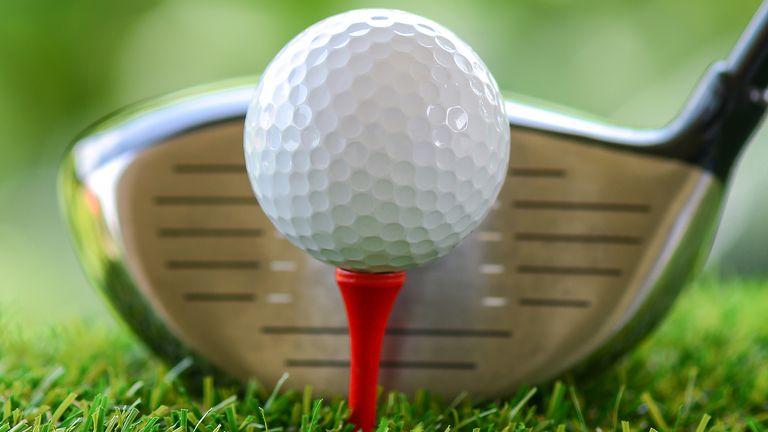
[336, 268, 406, 432]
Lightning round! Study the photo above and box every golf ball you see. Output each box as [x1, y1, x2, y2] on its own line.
[244, 9, 510, 272]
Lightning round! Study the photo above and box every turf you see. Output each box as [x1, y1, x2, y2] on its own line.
[1, 276, 767, 432]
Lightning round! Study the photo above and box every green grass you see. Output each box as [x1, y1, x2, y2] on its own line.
[2, 277, 768, 432]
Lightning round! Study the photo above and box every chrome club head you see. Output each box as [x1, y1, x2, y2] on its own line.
[60, 4, 768, 397]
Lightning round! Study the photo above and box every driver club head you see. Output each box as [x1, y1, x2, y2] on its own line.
[59, 6, 768, 398]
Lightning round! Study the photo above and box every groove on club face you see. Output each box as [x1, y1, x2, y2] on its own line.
[60, 80, 724, 396]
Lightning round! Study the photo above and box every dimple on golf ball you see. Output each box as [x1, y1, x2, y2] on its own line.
[244, 9, 510, 272]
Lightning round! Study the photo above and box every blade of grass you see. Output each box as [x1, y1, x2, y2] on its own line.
[508, 388, 537, 423]
[695, 414, 712, 432]
[50, 393, 77, 425]
[545, 382, 565, 419]
[611, 385, 625, 432]
[641, 392, 670, 431]
[568, 386, 587, 432]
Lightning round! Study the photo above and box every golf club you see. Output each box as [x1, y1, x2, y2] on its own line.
[60, 2, 768, 398]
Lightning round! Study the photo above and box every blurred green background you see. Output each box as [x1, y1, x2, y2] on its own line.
[1, 0, 766, 330]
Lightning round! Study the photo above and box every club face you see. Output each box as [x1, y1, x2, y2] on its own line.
[60, 79, 725, 397]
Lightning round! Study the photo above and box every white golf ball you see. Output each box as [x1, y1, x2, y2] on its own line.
[244, 9, 510, 272]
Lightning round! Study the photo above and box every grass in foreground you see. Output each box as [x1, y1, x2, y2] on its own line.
[1, 277, 768, 431]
